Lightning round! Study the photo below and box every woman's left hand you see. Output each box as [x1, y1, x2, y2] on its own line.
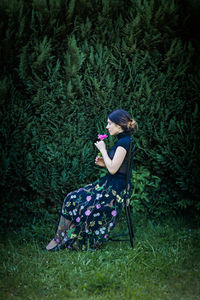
[94, 140, 106, 152]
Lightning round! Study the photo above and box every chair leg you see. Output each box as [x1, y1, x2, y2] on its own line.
[125, 204, 134, 248]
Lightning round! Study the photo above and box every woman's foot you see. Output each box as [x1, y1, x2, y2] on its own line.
[46, 239, 58, 250]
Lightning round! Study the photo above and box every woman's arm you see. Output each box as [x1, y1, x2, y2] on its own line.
[94, 141, 126, 175]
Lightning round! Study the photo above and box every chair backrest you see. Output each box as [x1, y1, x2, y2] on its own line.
[126, 139, 134, 190]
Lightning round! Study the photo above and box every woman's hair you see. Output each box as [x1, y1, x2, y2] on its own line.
[108, 109, 138, 132]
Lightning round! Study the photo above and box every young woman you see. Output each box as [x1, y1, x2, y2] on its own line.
[44, 109, 137, 251]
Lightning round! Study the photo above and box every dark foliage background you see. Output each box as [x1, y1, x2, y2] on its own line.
[0, 0, 199, 227]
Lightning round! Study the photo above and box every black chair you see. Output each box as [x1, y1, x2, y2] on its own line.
[124, 139, 134, 247]
[109, 139, 134, 248]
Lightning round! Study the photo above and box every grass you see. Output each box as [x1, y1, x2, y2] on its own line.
[0, 214, 200, 300]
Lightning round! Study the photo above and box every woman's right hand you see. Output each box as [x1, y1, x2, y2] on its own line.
[95, 156, 106, 167]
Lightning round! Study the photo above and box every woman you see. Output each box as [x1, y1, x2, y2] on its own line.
[44, 109, 137, 251]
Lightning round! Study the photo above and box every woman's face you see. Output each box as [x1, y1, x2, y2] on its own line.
[106, 118, 123, 136]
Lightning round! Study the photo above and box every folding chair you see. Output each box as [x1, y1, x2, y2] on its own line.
[109, 139, 134, 248]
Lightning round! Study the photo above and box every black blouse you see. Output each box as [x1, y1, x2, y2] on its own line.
[108, 132, 135, 177]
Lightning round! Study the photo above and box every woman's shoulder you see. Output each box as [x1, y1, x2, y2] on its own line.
[116, 135, 132, 151]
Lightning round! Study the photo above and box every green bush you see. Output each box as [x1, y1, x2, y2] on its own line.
[0, 0, 199, 227]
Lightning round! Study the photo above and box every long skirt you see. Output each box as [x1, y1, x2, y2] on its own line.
[53, 174, 128, 250]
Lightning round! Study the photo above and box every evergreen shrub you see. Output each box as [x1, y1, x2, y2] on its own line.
[0, 0, 199, 226]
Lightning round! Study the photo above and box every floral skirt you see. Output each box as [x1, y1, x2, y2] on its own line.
[54, 174, 128, 250]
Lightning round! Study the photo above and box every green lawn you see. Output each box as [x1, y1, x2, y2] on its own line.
[0, 215, 199, 300]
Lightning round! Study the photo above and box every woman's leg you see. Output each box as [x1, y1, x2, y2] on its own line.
[45, 213, 74, 250]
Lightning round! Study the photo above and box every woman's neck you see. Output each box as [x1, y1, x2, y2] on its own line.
[117, 131, 130, 139]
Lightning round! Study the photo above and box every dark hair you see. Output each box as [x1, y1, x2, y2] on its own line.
[108, 109, 138, 132]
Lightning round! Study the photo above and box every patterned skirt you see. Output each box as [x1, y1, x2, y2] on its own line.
[54, 174, 128, 250]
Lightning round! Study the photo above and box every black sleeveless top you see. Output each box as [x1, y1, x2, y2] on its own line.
[108, 132, 135, 177]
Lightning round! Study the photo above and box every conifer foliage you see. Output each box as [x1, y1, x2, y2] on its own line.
[0, 0, 199, 226]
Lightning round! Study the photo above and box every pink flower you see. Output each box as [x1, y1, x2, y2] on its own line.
[56, 238, 60, 244]
[104, 234, 109, 239]
[111, 210, 117, 216]
[98, 134, 108, 141]
[68, 245, 72, 249]
[86, 195, 92, 201]
[96, 204, 101, 209]
[85, 210, 91, 216]
[76, 217, 81, 223]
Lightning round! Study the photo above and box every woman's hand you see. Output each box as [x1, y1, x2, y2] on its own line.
[95, 156, 106, 167]
[94, 140, 106, 152]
